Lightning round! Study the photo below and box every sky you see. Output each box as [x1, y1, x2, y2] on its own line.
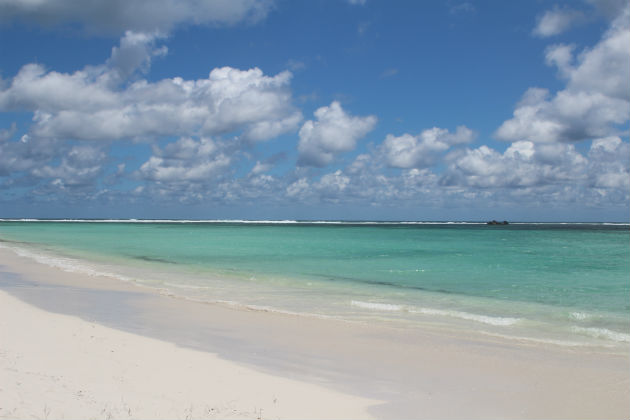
[0, 0, 628, 221]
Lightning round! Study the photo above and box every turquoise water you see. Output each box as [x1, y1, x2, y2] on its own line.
[1, 220, 628, 348]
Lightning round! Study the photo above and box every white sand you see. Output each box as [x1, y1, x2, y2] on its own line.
[0, 290, 380, 419]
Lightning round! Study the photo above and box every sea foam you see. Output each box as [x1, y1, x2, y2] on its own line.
[409, 307, 521, 326]
[351, 300, 404, 311]
[569, 311, 591, 321]
[350, 300, 520, 326]
[0, 243, 134, 284]
[571, 326, 630, 343]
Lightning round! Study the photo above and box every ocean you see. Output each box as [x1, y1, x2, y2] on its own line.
[0, 220, 628, 349]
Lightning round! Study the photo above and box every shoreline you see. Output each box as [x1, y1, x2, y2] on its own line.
[2, 233, 628, 352]
[1, 246, 629, 419]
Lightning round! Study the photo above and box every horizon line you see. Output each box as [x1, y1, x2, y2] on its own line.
[0, 218, 628, 225]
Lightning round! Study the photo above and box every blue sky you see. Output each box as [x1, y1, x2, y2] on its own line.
[0, 0, 628, 221]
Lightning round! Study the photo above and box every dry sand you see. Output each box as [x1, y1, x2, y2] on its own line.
[0, 289, 380, 419]
[0, 246, 629, 419]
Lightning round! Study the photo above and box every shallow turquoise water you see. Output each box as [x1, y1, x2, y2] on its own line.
[1, 221, 628, 347]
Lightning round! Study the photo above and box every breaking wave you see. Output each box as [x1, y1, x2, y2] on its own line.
[350, 300, 520, 326]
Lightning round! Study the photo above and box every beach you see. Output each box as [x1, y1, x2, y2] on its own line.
[1, 243, 629, 419]
[0, 290, 377, 420]
[2, 0, 629, 417]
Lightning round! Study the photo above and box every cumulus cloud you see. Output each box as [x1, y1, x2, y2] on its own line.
[130, 136, 242, 203]
[533, 6, 584, 37]
[128, 126, 626, 211]
[381, 126, 475, 169]
[250, 161, 273, 176]
[286, 177, 310, 199]
[107, 31, 168, 83]
[544, 43, 575, 78]
[442, 141, 588, 188]
[0, 0, 273, 34]
[32, 144, 106, 187]
[0, 24, 301, 206]
[0, 33, 301, 143]
[297, 101, 376, 167]
[0, 134, 60, 177]
[258, 133, 627, 209]
[286, 163, 390, 204]
[317, 170, 350, 196]
[137, 137, 231, 183]
[0, 133, 111, 202]
[587, 136, 630, 189]
[497, 4, 630, 143]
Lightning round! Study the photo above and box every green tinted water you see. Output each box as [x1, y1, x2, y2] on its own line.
[1, 221, 628, 347]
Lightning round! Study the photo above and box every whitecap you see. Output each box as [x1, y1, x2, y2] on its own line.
[571, 326, 630, 343]
[409, 307, 521, 326]
[569, 312, 590, 321]
[350, 300, 404, 311]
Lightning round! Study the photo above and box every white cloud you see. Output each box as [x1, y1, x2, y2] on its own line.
[0, 134, 60, 176]
[443, 141, 588, 188]
[277, 134, 627, 209]
[317, 170, 350, 194]
[107, 31, 168, 83]
[243, 111, 303, 142]
[381, 126, 475, 168]
[533, 6, 584, 37]
[250, 161, 273, 176]
[497, 5, 630, 143]
[32, 144, 106, 187]
[0, 0, 273, 34]
[587, 136, 630, 189]
[297, 101, 376, 167]
[286, 177, 310, 198]
[0, 134, 114, 201]
[0, 33, 301, 143]
[6, 132, 626, 214]
[544, 43, 576, 78]
[0, 63, 118, 113]
[137, 137, 231, 183]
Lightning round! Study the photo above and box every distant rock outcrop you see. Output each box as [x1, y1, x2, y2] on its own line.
[487, 220, 509, 225]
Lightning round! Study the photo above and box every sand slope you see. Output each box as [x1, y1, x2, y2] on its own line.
[0, 290, 379, 419]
